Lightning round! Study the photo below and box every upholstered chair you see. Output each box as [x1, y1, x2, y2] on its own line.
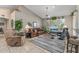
[4, 29, 22, 47]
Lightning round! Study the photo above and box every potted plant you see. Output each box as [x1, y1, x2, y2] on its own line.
[51, 16, 57, 20]
[15, 20, 23, 32]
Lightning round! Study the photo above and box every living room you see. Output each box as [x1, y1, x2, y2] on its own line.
[0, 5, 79, 53]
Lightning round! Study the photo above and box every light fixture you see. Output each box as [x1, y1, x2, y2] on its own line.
[25, 24, 32, 29]
[47, 15, 51, 18]
[63, 25, 67, 28]
[45, 7, 50, 20]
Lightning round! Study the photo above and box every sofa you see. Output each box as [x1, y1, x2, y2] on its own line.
[25, 28, 44, 38]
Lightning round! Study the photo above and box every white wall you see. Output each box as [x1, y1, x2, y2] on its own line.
[64, 16, 73, 35]
[72, 11, 78, 36]
[77, 6, 79, 29]
[14, 6, 42, 30]
[0, 9, 10, 19]
[0, 9, 11, 29]
[76, 6, 79, 36]
[65, 6, 79, 36]
[10, 11, 16, 29]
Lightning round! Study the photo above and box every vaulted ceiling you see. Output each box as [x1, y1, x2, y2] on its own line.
[0, 5, 77, 18]
[24, 5, 76, 18]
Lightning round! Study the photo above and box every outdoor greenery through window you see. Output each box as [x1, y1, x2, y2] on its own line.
[51, 17, 65, 30]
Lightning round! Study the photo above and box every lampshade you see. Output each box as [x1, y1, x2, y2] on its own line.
[25, 25, 32, 29]
[63, 25, 67, 28]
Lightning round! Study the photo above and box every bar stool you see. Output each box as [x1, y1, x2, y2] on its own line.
[66, 36, 79, 53]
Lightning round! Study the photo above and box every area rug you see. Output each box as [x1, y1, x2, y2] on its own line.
[30, 34, 65, 53]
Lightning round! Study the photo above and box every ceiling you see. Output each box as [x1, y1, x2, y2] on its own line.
[0, 5, 77, 18]
[24, 5, 76, 18]
[0, 5, 18, 9]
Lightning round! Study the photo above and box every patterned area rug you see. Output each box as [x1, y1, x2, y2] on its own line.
[30, 34, 65, 53]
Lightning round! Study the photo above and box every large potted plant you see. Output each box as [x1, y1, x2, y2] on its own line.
[15, 20, 23, 32]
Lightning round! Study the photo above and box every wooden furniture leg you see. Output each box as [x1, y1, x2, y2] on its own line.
[66, 40, 69, 52]
[70, 44, 73, 53]
[67, 43, 69, 52]
[75, 45, 78, 53]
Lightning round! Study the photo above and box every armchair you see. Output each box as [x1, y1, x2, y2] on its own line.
[4, 29, 22, 47]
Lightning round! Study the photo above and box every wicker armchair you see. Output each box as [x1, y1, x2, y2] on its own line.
[4, 29, 22, 47]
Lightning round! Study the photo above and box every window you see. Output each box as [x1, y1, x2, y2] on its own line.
[57, 17, 65, 29]
[33, 21, 37, 28]
[50, 17, 65, 30]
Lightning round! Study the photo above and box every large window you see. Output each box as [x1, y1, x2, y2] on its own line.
[57, 17, 65, 29]
[50, 17, 65, 30]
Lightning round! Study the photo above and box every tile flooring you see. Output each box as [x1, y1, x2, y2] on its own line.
[0, 34, 74, 53]
[0, 35, 49, 53]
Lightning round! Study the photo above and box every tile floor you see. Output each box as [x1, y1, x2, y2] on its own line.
[0, 34, 76, 53]
[0, 35, 49, 53]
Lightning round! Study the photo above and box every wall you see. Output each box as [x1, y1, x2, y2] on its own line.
[76, 6, 79, 36]
[72, 11, 78, 36]
[64, 16, 73, 35]
[0, 9, 11, 30]
[77, 6, 79, 29]
[14, 6, 42, 30]
[10, 11, 16, 29]
[66, 6, 79, 36]
[0, 9, 10, 19]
